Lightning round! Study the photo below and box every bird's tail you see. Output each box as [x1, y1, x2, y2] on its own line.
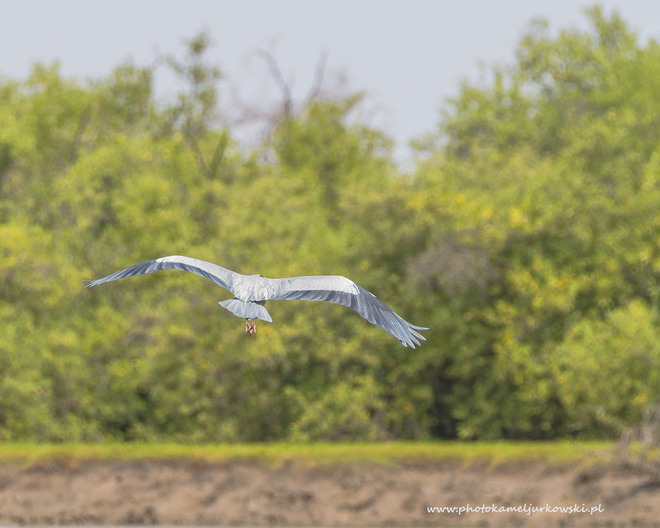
[219, 299, 273, 322]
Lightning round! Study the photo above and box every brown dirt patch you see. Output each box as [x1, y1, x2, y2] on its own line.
[0, 459, 658, 526]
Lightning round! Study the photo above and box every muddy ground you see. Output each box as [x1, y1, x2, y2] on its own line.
[0, 458, 659, 526]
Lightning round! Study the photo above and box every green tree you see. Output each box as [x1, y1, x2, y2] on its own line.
[551, 301, 660, 437]
[412, 6, 660, 438]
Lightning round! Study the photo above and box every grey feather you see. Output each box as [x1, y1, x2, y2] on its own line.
[270, 276, 427, 348]
[219, 299, 272, 322]
[86, 255, 428, 347]
[85, 255, 235, 292]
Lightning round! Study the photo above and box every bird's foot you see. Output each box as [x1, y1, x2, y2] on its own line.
[245, 319, 257, 336]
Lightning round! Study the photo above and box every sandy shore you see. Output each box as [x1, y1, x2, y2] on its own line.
[0, 458, 659, 526]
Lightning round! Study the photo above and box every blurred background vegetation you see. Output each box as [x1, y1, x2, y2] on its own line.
[0, 7, 659, 442]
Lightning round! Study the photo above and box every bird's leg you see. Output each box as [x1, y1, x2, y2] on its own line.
[245, 319, 257, 336]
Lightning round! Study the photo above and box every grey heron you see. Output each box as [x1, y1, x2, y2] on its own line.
[85, 255, 428, 348]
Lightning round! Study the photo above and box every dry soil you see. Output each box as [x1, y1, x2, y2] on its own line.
[0, 458, 659, 526]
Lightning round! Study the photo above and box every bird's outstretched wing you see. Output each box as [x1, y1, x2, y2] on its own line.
[85, 255, 237, 293]
[270, 275, 428, 348]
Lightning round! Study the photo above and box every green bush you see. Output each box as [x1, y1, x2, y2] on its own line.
[551, 301, 660, 437]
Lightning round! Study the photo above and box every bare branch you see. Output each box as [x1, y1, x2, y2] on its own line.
[305, 50, 328, 105]
[255, 49, 294, 118]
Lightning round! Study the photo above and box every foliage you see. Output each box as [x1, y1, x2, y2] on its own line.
[551, 301, 660, 437]
[1, 8, 659, 442]
[410, 6, 660, 439]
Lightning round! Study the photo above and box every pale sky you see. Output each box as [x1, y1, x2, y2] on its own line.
[2, 1, 659, 162]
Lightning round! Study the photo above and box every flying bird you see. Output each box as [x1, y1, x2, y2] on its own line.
[85, 255, 428, 348]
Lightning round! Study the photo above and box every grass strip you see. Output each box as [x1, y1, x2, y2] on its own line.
[0, 441, 613, 467]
